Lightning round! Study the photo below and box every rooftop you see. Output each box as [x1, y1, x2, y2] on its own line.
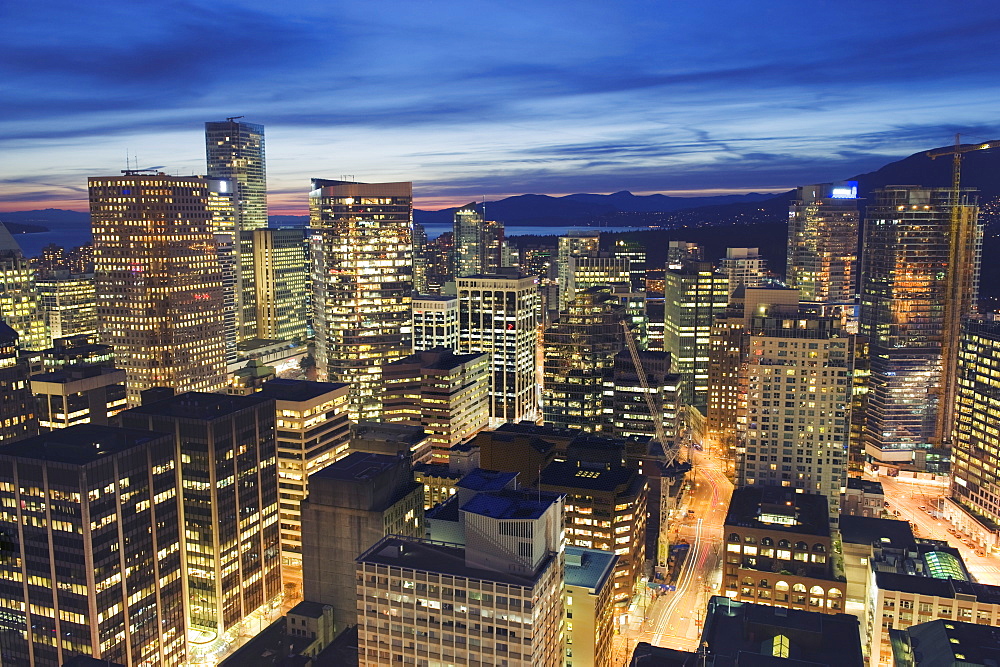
[900, 619, 1000, 666]
[310, 451, 407, 483]
[700, 596, 864, 666]
[457, 468, 518, 493]
[564, 546, 618, 593]
[413, 294, 458, 302]
[846, 477, 884, 494]
[460, 488, 562, 521]
[387, 348, 487, 372]
[539, 459, 638, 494]
[30, 365, 125, 384]
[352, 420, 426, 444]
[258, 378, 348, 402]
[124, 391, 273, 420]
[358, 535, 551, 587]
[725, 486, 831, 538]
[839, 515, 914, 550]
[0, 425, 167, 465]
[287, 600, 328, 619]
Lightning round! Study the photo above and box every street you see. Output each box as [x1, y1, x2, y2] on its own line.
[878, 475, 1000, 586]
[613, 448, 733, 661]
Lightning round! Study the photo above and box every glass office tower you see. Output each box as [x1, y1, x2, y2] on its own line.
[309, 179, 414, 420]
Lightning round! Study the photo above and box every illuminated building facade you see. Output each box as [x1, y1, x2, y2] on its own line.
[456, 271, 539, 423]
[117, 393, 281, 658]
[723, 487, 843, 616]
[412, 295, 460, 350]
[36, 272, 96, 340]
[31, 365, 127, 430]
[557, 231, 601, 311]
[381, 348, 490, 460]
[205, 119, 267, 231]
[860, 186, 980, 470]
[453, 207, 503, 278]
[0, 222, 49, 351]
[738, 315, 852, 519]
[564, 254, 630, 311]
[309, 179, 413, 420]
[0, 425, 186, 666]
[246, 228, 309, 342]
[258, 379, 351, 571]
[89, 173, 228, 405]
[613, 238, 647, 290]
[949, 320, 1000, 552]
[719, 247, 768, 295]
[0, 320, 38, 443]
[563, 547, 617, 667]
[603, 349, 682, 448]
[355, 489, 564, 667]
[539, 459, 646, 605]
[543, 286, 625, 431]
[662, 261, 729, 410]
[787, 183, 860, 305]
[422, 230, 455, 293]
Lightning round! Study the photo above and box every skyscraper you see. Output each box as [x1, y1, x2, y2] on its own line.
[205, 118, 267, 231]
[738, 315, 852, 519]
[859, 186, 980, 470]
[787, 182, 860, 305]
[309, 179, 414, 420]
[662, 261, 730, 410]
[117, 392, 281, 660]
[557, 231, 600, 311]
[456, 270, 539, 423]
[0, 221, 48, 350]
[453, 206, 504, 277]
[89, 173, 228, 404]
[0, 319, 38, 443]
[719, 247, 768, 295]
[949, 320, 1000, 550]
[35, 271, 97, 339]
[542, 286, 625, 431]
[0, 425, 186, 666]
[245, 227, 309, 342]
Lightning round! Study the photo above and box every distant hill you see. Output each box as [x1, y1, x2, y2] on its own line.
[412, 191, 776, 225]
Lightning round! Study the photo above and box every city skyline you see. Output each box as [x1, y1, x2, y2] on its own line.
[4, 1, 1000, 213]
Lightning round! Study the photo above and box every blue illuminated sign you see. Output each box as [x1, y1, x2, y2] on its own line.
[830, 181, 858, 199]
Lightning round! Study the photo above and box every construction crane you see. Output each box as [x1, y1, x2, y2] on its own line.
[620, 320, 682, 468]
[926, 134, 1000, 447]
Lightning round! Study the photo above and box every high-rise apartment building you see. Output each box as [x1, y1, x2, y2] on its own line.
[309, 179, 413, 420]
[302, 452, 424, 633]
[381, 348, 490, 460]
[0, 319, 38, 443]
[0, 425, 186, 666]
[706, 286, 799, 472]
[719, 247, 768, 295]
[0, 222, 48, 350]
[563, 547, 618, 667]
[543, 286, 625, 431]
[412, 295, 460, 350]
[36, 272, 97, 339]
[787, 182, 860, 305]
[89, 173, 228, 404]
[860, 186, 980, 470]
[454, 207, 504, 277]
[662, 261, 729, 410]
[456, 271, 539, 423]
[356, 488, 565, 667]
[949, 320, 1000, 552]
[563, 254, 631, 313]
[245, 228, 309, 341]
[738, 315, 852, 519]
[557, 231, 601, 311]
[116, 392, 281, 660]
[258, 379, 352, 570]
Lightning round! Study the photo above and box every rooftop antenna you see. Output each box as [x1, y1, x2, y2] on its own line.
[226, 115, 244, 122]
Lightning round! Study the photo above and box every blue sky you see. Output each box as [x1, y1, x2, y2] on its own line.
[4, 0, 1000, 212]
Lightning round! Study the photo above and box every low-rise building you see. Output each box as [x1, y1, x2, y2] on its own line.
[723, 486, 846, 614]
[842, 477, 885, 518]
[890, 618, 1000, 666]
[31, 364, 127, 430]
